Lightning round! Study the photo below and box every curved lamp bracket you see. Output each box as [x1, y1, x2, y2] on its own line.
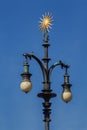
[23, 53, 47, 82]
[48, 60, 69, 81]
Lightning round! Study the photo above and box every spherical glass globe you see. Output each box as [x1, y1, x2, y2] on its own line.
[20, 80, 32, 93]
[62, 91, 72, 103]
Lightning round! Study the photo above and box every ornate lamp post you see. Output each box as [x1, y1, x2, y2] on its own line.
[20, 13, 72, 130]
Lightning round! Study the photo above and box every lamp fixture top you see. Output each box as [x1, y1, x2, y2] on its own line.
[39, 12, 53, 32]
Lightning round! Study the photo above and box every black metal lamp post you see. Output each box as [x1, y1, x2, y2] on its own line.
[20, 13, 72, 130]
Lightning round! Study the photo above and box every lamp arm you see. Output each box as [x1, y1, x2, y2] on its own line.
[23, 53, 47, 82]
[48, 60, 69, 80]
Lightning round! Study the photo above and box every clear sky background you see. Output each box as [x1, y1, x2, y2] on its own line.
[0, 0, 87, 130]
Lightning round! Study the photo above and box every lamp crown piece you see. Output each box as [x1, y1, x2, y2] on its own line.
[39, 12, 53, 32]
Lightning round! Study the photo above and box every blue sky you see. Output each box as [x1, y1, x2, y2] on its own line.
[0, 0, 87, 130]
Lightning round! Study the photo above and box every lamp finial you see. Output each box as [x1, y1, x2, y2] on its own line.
[39, 12, 53, 32]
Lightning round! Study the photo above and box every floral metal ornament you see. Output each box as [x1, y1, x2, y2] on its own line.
[39, 12, 53, 32]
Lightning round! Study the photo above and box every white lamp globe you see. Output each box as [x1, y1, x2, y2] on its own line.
[20, 80, 32, 93]
[62, 91, 72, 103]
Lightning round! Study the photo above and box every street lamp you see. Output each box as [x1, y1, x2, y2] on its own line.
[20, 13, 72, 130]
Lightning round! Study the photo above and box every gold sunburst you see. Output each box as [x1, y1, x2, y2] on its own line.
[39, 12, 53, 32]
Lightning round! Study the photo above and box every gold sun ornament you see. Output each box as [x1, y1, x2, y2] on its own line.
[39, 12, 53, 32]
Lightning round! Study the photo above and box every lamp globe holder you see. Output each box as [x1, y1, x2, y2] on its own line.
[20, 60, 32, 93]
[61, 72, 72, 103]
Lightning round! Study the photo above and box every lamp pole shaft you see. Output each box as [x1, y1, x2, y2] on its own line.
[45, 122, 49, 130]
[42, 30, 50, 83]
[37, 31, 56, 130]
[42, 32, 51, 130]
